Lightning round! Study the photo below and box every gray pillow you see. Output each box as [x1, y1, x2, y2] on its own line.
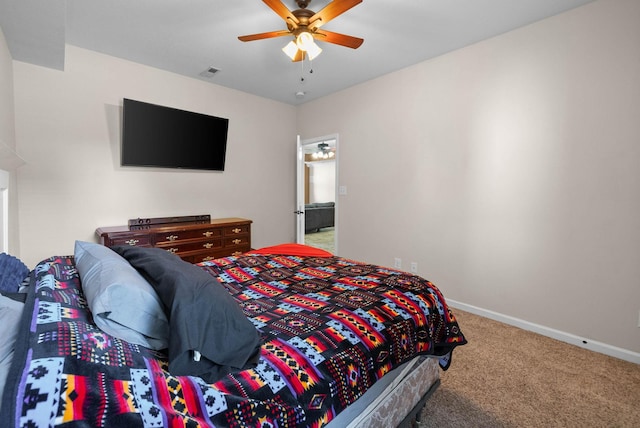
[113, 245, 261, 383]
[0, 294, 23, 404]
[74, 241, 169, 350]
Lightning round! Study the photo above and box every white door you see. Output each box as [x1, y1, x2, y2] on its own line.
[295, 135, 305, 244]
[296, 134, 338, 253]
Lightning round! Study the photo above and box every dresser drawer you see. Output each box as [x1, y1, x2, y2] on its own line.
[153, 228, 223, 245]
[223, 224, 250, 236]
[156, 239, 223, 254]
[224, 235, 250, 248]
[105, 234, 152, 247]
[188, 248, 248, 263]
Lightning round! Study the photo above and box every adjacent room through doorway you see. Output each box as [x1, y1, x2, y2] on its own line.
[299, 136, 337, 254]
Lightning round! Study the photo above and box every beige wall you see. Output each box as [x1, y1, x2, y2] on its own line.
[298, 0, 640, 355]
[0, 29, 14, 150]
[13, 45, 298, 267]
[308, 161, 336, 203]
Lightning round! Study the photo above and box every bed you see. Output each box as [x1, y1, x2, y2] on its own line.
[0, 242, 466, 427]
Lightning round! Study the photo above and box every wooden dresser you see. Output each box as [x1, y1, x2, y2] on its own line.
[96, 217, 252, 263]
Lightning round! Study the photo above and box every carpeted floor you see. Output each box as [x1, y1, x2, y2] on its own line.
[304, 227, 335, 253]
[420, 310, 640, 427]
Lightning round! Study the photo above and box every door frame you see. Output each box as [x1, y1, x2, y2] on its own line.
[0, 169, 9, 253]
[296, 133, 339, 255]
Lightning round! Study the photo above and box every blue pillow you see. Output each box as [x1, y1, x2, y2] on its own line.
[74, 241, 169, 350]
[0, 253, 29, 293]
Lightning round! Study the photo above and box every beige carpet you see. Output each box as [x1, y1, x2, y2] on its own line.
[304, 228, 335, 253]
[420, 310, 640, 427]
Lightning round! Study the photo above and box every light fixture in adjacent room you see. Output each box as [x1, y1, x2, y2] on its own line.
[312, 142, 335, 160]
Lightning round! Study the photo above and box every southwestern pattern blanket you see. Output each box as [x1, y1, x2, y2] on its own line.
[1, 248, 466, 427]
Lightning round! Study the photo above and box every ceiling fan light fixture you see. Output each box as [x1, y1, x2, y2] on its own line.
[241, 0, 363, 63]
[305, 41, 322, 60]
[295, 31, 322, 60]
[296, 31, 314, 51]
[282, 40, 299, 60]
[282, 36, 322, 61]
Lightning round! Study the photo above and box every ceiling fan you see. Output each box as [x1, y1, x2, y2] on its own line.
[238, 0, 364, 62]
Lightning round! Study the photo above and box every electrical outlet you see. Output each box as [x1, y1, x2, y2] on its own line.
[410, 262, 418, 274]
[394, 258, 402, 269]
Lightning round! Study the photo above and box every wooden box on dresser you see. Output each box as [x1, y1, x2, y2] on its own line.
[96, 217, 252, 263]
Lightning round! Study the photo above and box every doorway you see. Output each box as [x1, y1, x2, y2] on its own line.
[297, 135, 338, 254]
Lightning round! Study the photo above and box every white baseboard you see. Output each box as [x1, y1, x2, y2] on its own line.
[447, 299, 640, 365]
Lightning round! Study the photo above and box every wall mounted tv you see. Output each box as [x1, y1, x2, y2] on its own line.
[121, 98, 229, 171]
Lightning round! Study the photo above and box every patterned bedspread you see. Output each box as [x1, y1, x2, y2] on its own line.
[1, 250, 466, 427]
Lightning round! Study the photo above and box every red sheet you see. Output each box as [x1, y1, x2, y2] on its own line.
[248, 243, 333, 257]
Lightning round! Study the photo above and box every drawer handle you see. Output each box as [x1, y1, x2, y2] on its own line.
[203, 231, 214, 237]
[232, 251, 243, 256]
[202, 256, 215, 261]
[125, 239, 139, 246]
[167, 235, 179, 241]
[232, 239, 242, 245]
[167, 248, 178, 254]
[203, 243, 213, 249]
[232, 228, 242, 234]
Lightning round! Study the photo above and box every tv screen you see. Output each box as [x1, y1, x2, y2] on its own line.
[121, 98, 229, 171]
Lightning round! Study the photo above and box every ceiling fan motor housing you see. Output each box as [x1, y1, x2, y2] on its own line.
[289, 8, 315, 33]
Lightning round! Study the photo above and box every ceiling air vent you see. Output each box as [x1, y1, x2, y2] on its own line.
[199, 67, 220, 78]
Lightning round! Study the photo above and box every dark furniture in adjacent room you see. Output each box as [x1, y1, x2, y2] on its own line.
[305, 202, 335, 232]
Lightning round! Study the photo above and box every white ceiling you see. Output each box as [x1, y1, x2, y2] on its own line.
[0, 0, 595, 105]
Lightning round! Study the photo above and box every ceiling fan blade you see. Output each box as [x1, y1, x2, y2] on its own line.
[309, 0, 362, 30]
[314, 30, 363, 49]
[238, 30, 291, 42]
[263, 0, 299, 28]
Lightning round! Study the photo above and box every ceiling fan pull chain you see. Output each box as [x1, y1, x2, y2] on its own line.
[300, 57, 305, 82]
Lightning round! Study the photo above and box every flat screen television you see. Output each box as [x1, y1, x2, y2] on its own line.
[121, 98, 229, 171]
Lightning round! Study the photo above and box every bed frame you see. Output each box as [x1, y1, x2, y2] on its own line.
[328, 355, 441, 427]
